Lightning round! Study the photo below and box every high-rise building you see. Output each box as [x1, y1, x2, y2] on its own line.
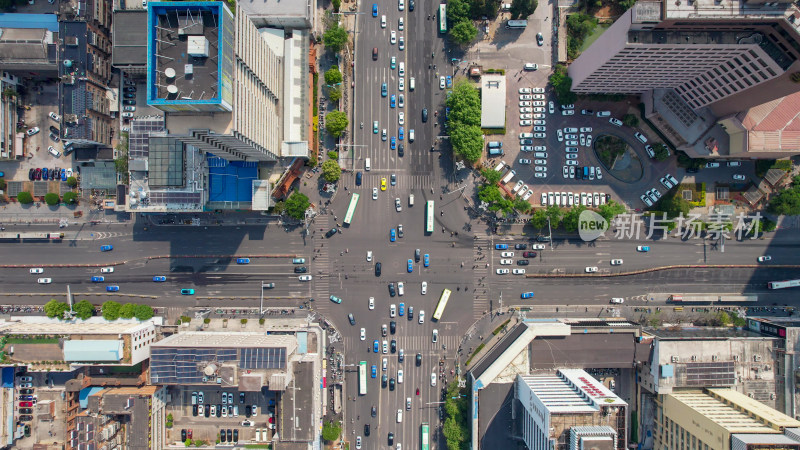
[569, 0, 800, 158]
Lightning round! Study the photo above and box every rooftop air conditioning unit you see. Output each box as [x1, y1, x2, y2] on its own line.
[691, 355, 697, 361]
[712, 355, 718, 361]
[755, 355, 762, 362]
[671, 356, 679, 363]
[734, 355, 740, 361]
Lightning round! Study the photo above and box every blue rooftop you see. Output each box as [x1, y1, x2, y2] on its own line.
[207, 154, 257, 203]
[79, 386, 105, 409]
[0, 13, 58, 32]
[64, 340, 122, 362]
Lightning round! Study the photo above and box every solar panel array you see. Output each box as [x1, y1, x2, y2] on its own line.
[129, 118, 165, 159]
[684, 361, 735, 386]
[150, 346, 286, 384]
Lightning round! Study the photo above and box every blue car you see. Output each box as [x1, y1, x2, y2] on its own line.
[390, 95, 396, 108]
[446, 75, 452, 88]
[100, 245, 113, 252]
[637, 246, 650, 252]
[236, 258, 250, 264]
[398, 127, 404, 140]
[381, 83, 387, 97]
[153, 276, 167, 282]
[61, 169, 66, 181]
[407, 259, 413, 273]
[371, 365, 377, 378]
[91, 276, 104, 282]
[372, 3, 377, 16]
[495, 244, 508, 250]
[42, 168, 48, 179]
[391, 137, 396, 150]
[424, 254, 430, 267]
[398, 303, 405, 316]
[521, 292, 535, 299]
[356, 171, 362, 186]
[181, 288, 195, 295]
[373, 340, 380, 353]
[106, 285, 120, 292]
[390, 229, 396, 242]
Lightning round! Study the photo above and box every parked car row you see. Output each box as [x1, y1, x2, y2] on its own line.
[541, 191, 609, 208]
[640, 187, 662, 207]
[28, 167, 73, 181]
[17, 373, 35, 423]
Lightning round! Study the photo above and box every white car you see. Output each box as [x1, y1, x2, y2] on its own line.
[566, 154, 578, 160]
[390, 30, 397, 44]
[496, 268, 510, 274]
[532, 101, 545, 107]
[641, 194, 653, 207]
[398, 62, 405, 77]
[100, 267, 114, 273]
[398, 78, 404, 91]
[535, 105, 546, 111]
[367, 251, 373, 262]
[519, 101, 531, 107]
[520, 120, 532, 126]
[512, 268, 526, 275]
[519, 88, 532, 94]
[534, 172, 547, 178]
[398, 17, 404, 30]
[563, 166, 569, 178]
[398, 112, 404, 125]
[421, 281, 428, 294]
[520, 113, 532, 120]
[580, 127, 593, 133]
[398, 94, 405, 108]
[369, 297, 375, 310]
[520, 107, 532, 113]
[299, 275, 313, 281]
[381, 15, 386, 27]
[533, 87, 545, 93]
[586, 135, 593, 147]
[382, 340, 388, 354]
[500, 259, 512, 265]
[395, 198, 402, 212]
[418, 310, 425, 324]
[534, 159, 547, 165]
[548, 101, 555, 114]
[373, 187, 379, 200]
[29, 268, 44, 274]
[611, 259, 623, 265]
[519, 94, 533, 100]
[398, 0, 404, 10]
[757, 256, 772, 262]
[431, 373, 437, 386]
[562, 110, 575, 116]
[390, 304, 396, 317]
[37, 278, 52, 284]
[360, 328, 366, 340]
[399, 36, 405, 50]
[585, 267, 598, 273]
[580, 135, 586, 146]
[439, 76, 446, 89]
[610, 298, 624, 304]
[733, 174, 746, 181]
[522, 190, 533, 201]
[541, 193, 547, 205]
[500, 251, 514, 258]
[596, 167, 603, 179]
[534, 120, 546, 126]
[531, 244, 546, 250]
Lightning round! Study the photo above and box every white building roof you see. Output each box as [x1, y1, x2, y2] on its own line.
[480, 74, 506, 129]
[519, 369, 627, 414]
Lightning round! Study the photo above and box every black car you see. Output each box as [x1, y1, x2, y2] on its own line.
[388, 432, 394, 446]
[409, 0, 414, 10]
[389, 378, 395, 390]
[390, 321, 396, 334]
[517, 260, 529, 266]
[325, 228, 338, 238]
[19, 415, 32, 422]
[181, 430, 187, 441]
[192, 404, 198, 416]
[522, 251, 537, 258]
[245, 405, 251, 417]
[240, 392, 246, 403]
[415, 248, 421, 262]
[124, 87, 136, 93]
[49, 132, 59, 142]
[294, 266, 308, 273]
[514, 244, 527, 250]
[422, 109, 428, 122]
[375, 262, 382, 276]
[416, 353, 422, 366]
[123, 99, 136, 105]
[408, 306, 413, 320]
[19, 408, 32, 414]
[348, 313, 355, 326]
[227, 429, 232, 441]
[205, 404, 210, 417]
[356, 171, 362, 186]
[398, 143, 404, 157]
[216, 404, 222, 417]
[221, 430, 227, 443]
[390, 339, 397, 353]
[233, 429, 238, 442]
[388, 283, 396, 297]
[28, 168, 35, 180]
[124, 93, 135, 98]
[364, 424, 371, 436]
[371, 405, 377, 417]
[382, 374, 388, 388]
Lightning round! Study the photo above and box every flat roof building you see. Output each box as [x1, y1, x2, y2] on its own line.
[480, 75, 506, 129]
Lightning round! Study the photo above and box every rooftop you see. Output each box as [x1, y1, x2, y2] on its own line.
[660, 0, 800, 20]
[480, 74, 506, 129]
[0, 317, 153, 335]
[737, 91, 800, 154]
[645, 327, 764, 339]
[668, 388, 800, 432]
[519, 369, 626, 414]
[237, 0, 310, 18]
[111, 11, 148, 67]
[152, 331, 296, 348]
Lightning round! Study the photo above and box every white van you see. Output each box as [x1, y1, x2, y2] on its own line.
[493, 160, 506, 172]
[398, 282, 405, 296]
[409, 194, 414, 206]
[409, 129, 415, 142]
[365, 158, 371, 171]
[501, 169, 516, 184]
[409, 77, 415, 91]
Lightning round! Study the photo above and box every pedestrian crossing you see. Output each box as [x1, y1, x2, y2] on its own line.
[472, 236, 491, 319]
[350, 173, 436, 191]
[311, 214, 332, 309]
[343, 334, 460, 357]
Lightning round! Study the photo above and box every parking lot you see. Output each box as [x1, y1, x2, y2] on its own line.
[168, 386, 276, 445]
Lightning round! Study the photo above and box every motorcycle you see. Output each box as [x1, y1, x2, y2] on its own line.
[416, 388, 420, 395]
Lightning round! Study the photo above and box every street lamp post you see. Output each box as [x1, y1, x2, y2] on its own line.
[547, 217, 553, 250]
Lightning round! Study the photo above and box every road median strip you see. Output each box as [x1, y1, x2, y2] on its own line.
[524, 264, 800, 278]
[0, 254, 301, 269]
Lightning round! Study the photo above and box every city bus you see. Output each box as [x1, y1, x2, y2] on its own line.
[420, 423, 430, 450]
[343, 193, 360, 226]
[438, 4, 447, 33]
[425, 200, 434, 234]
[358, 361, 367, 395]
[768, 279, 800, 290]
[0, 232, 64, 241]
[432, 288, 452, 322]
[668, 294, 757, 303]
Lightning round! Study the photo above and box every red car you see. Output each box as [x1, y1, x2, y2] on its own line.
[19, 402, 32, 407]
[522, 251, 537, 258]
[187, 429, 193, 439]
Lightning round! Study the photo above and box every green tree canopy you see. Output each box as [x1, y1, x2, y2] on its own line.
[768, 185, 800, 215]
[449, 124, 483, 163]
[530, 208, 548, 228]
[120, 303, 136, 319]
[449, 21, 478, 45]
[134, 304, 155, 321]
[510, 0, 538, 19]
[17, 191, 33, 204]
[66, 176, 78, 188]
[325, 110, 349, 137]
[44, 193, 59, 206]
[481, 169, 503, 184]
[323, 24, 348, 53]
[44, 299, 69, 319]
[447, 0, 471, 23]
[328, 86, 342, 102]
[653, 143, 670, 161]
[73, 300, 95, 320]
[513, 197, 532, 214]
[102, 301, 122, 321]
[622, 113, 639, 127]
[331, 0, 341, 12]
[324, 66, 343, 86]
[321, 160, 342, 183]
[446, 80, 482, 127]
[597, 200, 626, 223]
[561, 205, 587, 232]
[321, 421, 341, 442]
[660, 193, 691, 218]
[285, 192, 311, 220]
[545, 205, 563, 228]
[63, 192, 78, 204]
[549, 64, 577, 105]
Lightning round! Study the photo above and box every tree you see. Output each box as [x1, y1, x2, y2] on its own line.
[513, 197, 532, 214]
[120, 303, 136, 319]
[331, 0, 341, 12]
[622, 113, 639, 128]
[660, 193, 691, 218]
[185, 439, 192, 447]
[443, 416, 466, 449]
[102, 301, 122, 321]
[17, 191, 33, 204]
[446, 80, 482, 127]
[44, 299, 69, 319]
[561, 205, 587, 232]
[285, 192, 311, 220]
[63, 192, 78, 204]
[324, 66, 343, 86]
[328, 86, 342, 102]
[449, 21, 478, 45]
[133, 304, 154, 321]
[510, 0, 538, 19]
[0, 179, 5, 190]
[447, 0, 471, 23]
[44, 193, 59, 206]
[549, 64, 577, 105]
[768, 186, 800, 216]
[545, 205, 563, 228]
[530, 208, 548, 228]
[597, 200, 626, 223]
[325, 110, 349, 137]
[652, 143, 670, 161]
[66, 176, 78, 188]
[323, 24, 348, 53]
[478, 184, 504, 204]
[761, 217, 777, 232]
[73, 300, 95, 320]
[449, 124, 483, 163]
[321, 160, 342, 182]
[321, 421, 341, 442]
[481, 169, 503, 184]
